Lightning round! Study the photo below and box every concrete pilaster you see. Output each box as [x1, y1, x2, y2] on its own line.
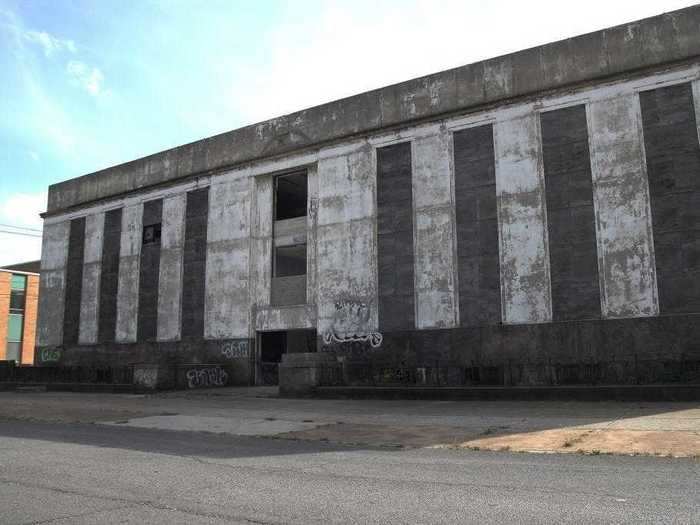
[587, 94, 658, 318]
[78, 213, 104, 344]
[115, 204, 142, 342]
[494, 114, 552, 324]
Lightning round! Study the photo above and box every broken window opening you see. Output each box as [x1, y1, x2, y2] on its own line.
[142, 223, 161, 245]
[274, 170, 307, 220]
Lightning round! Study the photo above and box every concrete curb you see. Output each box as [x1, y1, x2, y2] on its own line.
[315, 385, 700, 401]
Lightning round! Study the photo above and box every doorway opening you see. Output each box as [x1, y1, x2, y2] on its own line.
[258, 329, 317, 385]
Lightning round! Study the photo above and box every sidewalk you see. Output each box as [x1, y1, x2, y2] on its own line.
[0, 387, 698, 458]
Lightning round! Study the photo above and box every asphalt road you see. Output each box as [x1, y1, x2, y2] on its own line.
[0, 420, 697, 524]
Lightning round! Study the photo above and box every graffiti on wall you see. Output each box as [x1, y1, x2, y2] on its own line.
[322, 332, 383, 348]
[322, 300, 382, 352]
[40, 348, 62, 362]
[133, 368, 158, 389]
[220, 340, 249, 359]
[186, 367, 228, 389]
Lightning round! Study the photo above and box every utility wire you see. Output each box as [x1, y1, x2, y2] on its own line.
[0, 229, 42, 238]
[0, 223, 42, 233]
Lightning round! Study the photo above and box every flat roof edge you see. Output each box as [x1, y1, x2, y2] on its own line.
[46, 6, 700, 214]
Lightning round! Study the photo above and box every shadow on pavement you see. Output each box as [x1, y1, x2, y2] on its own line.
[0, 419, 376, 460]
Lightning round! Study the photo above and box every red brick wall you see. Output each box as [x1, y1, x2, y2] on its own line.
[0, 273, 10, 360]
[21, 274, 39, 365]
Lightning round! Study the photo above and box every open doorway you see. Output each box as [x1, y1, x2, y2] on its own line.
[258, 329, 317, 385]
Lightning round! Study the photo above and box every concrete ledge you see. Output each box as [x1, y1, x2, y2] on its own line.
[315, 385, 700, 402]
[46, 6, 700, 214]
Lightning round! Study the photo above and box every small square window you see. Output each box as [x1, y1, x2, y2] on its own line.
[9, 290, 25, 313]
[142, 224, 162, 245]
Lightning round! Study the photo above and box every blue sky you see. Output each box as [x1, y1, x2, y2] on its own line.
[0, 0, 696, 265]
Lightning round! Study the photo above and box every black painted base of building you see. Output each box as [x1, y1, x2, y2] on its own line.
[323, 313, 700, 387]
[34, 314, 700, 389]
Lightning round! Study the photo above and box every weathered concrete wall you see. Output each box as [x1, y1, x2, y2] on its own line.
[157, 194, 186, 341]
[587, 94, 658, 318]
[44, 6, 700, 215]
[205, 175, 251, 339]
[316, 143, 378, 340]
[494, 114, 552, 324]
[78, 213, 104, 344]
[33, 15, 700, 388]
[412, 127, 459, 329]
[37, 221, 70, 347]
[115, 204, 142, 343]
[248, 174, 273, 319]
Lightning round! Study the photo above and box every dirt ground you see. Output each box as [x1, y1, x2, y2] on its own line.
[1, 387, 699, 458]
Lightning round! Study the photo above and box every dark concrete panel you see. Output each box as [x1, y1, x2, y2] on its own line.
[377, 142, 414, 332]
[453, 124, 501, 326]
[541, 105, 601, 320]
[181, 188, 209, 338]
[640, 82, 700, 314]
[137, 199, 163, 341]
[98, 208, 122, 343]
[63, 217, 85, 345]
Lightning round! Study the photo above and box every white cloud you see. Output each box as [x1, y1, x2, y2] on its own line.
[66, 60, 105, 96]
[28, 150, 40, 162]
[0, 192, 45, 266]
[0, 233, 42, 266]
[23, 29, 76, 57]
[0, 191, 47, 229]
[226, 0, 699, 125]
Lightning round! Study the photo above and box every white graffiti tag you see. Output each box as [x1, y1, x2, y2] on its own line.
[221, 341, 248, 359]
[322, 332, 383, 348]
[186, 367, 228, 389]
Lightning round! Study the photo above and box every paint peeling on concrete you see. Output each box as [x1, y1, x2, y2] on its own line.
[587, 94, 659, 318]
[411, 128, 458, 328]
[494, 114, 552, 324]
[316, 142, 377, 337]
[157, 194, 186, 341]
[115, 204, 143, 343]
[36, 221, 70, 347]
[78, 213, 104, 344]
[204, 176, 251, 339]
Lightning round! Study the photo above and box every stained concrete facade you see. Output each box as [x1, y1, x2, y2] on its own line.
[36, 7, 700, 386]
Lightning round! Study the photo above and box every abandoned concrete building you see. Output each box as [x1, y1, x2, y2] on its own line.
[35, 7, 700, 389]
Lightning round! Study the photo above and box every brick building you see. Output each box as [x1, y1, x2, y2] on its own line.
[35, 7, 700, 388]
[0, 261, 39, 365]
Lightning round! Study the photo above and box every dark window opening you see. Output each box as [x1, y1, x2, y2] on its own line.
[274, 171, 307, 220]
[142, 223, 162, 245]
[9, 290, 25, 313]
[274, 244, 307, 277]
